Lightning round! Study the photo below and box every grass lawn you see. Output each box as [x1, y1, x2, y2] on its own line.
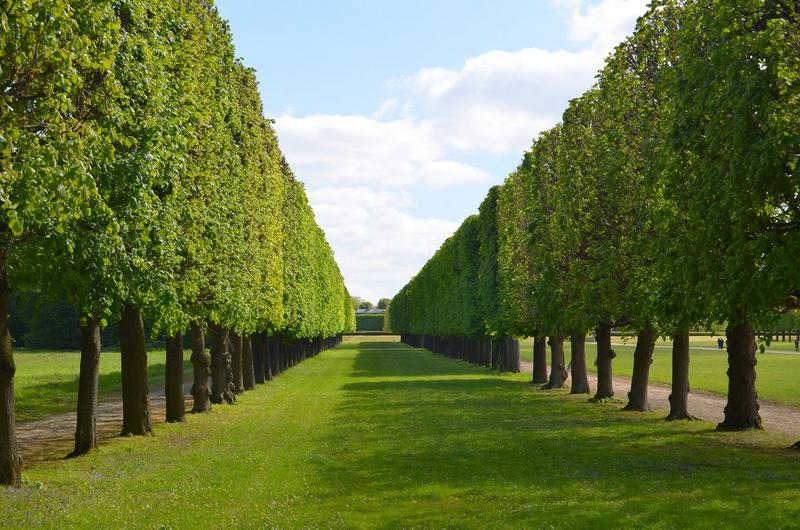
[14, 348, 190, 423]
[2, 340, 798, 528]
[519, 338, 800, 408]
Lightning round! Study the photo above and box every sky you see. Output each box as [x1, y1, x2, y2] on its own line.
[215, 0, 649, 303]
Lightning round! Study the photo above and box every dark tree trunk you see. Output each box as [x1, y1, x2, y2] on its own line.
[543, 336, 566, 389]
[532, 336, 548, 384]
[623, 324, 656, 412]
[119, 304, 152, 436]
[209, 324, 235, 404]
[505, 337, 520, 373]
[717, 318, 762, 430]
[570, 331, 590, 394]
[482, 337, 492, 367]
[190, 323, 211, 413]
[667, 330, 693, 421]
[69, 317, 102, 457]
[264, 335, 275, 381]
[593, 323, 614, 401]
[230, 332, 244, 394]
[0, 260, 22, 486]
[253, 333, 265, 384]
[242, 336, 255, 391]
[272, 337, 281, 376]
[492, 338, 503, 370]
[165, 331, 185, 423]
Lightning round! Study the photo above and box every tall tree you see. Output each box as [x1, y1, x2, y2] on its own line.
[662, 0, 799, 430]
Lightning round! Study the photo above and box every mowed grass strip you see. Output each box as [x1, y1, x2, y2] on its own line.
[2, 341, 799, 528]
[13, 349, 191, 422]
[520, 338, 800, 409]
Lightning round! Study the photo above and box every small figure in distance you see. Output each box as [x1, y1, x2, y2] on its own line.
[794, 338, 798, 352]
[717, 337, 724, 350]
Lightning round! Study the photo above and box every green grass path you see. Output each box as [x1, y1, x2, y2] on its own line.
[2, 341, 799, 528]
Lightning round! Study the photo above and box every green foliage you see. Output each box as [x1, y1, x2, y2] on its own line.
[389, 216, 482, 337]
[661, 0, 800, 326]
[2, 0, 351, 341]
[396, 0, 800, 344]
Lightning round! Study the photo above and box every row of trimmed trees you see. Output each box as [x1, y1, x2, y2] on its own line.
[390, 187, 521, 373]
[389, 0, 799, 434]
[0, 0, 355, 487]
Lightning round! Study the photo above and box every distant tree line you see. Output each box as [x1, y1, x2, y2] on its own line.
[389, 1, 799, 439]
[0, 0, 354, 487]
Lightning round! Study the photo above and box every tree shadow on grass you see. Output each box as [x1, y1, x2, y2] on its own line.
[308, 346, 800, 528]
[349, 344, 496, 379]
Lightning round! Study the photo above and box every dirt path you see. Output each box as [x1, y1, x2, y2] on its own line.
[16, 381, 194, 464]
[610, 341, 800, 356]
[520, 361, 800, 441]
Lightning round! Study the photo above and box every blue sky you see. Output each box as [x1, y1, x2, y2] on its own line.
[215, 0, 648, 302]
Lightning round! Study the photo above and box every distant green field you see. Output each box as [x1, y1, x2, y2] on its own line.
[519, 338, 800, 408]
[356, 313, 385, 332]
[14, 349, 190, 423]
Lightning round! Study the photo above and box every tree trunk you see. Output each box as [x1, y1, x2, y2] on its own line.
[264, 336, 273, 381]
[570, 331, 590, 394]
[165, 331, 185, 423]
[623, 324, 656, 412]
[593, 323, 614, 401]
[532, 336, 548, 384]
[119, 304, 152, 436]
[253, 333, 265, 384]
[242, 336, 255, 391]
[717, 318, 762, 430]
[209, 324, 235, 404]
[190, 323, 211, 413]
[505, 337, 520, 373]
[543, 336, 565, 389]
[230, 332, 244, 394]
[0, 259, 22, 486]
[69, 317, 102, 457]
[272, 337, 281, 376]
[667, 330, 692, 421]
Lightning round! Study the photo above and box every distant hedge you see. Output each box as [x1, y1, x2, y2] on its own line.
[356, 314, 385, 332]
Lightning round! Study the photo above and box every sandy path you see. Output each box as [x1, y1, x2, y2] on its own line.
[610, 342, 800, 356]
[520, 361, 800, 441]
[16, 381, 194, 464]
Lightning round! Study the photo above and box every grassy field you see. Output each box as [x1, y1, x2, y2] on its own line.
[14, 348, 190, 422]
[2, 340, 798, 528]
[519, 337, 800, 408]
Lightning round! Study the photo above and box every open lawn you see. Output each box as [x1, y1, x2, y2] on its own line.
[14, 349, 191, 423]
[519, 338, 800, 409]
[2, 340, 798, 528]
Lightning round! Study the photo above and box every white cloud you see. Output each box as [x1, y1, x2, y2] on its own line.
[307, 187, 458, 302]
[275, 114, 492, 189]
[397, 47, 601, 153]
[554, 0, 649, 49]
[273, 0, 649, 301]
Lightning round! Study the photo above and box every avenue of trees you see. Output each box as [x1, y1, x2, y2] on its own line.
[389, 0, 799, 434]
[0, 0, 354, 487]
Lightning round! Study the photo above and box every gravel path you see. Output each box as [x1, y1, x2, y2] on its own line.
[521, 361, 800, 441]
[16, 381, 194, 464]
